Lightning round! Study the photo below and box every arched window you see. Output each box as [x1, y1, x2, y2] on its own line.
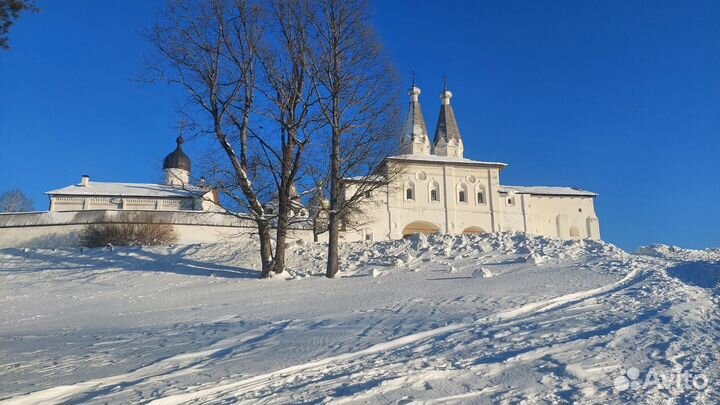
[428, 180, 440, 202]
[404, 181, 415, 201]
[457, 182, 468, 203]
[476, 192, 484, 204]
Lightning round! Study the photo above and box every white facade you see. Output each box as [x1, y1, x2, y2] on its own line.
[342, 84, 600, 242]
[46, 177, 218, 213]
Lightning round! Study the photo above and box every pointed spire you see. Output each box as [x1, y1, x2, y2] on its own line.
[433, 79, 464, 158]
[400, 76, 431, 155]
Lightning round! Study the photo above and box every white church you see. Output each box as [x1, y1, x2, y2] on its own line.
[340, 83, 600, 242]
[0, 83, 600, 248]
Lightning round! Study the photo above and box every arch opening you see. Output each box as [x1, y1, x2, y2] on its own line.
[462, 226, 486, 235]
[402, 221, 440, 237]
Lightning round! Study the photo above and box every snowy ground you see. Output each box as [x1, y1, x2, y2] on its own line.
[1, 233, 718, 404]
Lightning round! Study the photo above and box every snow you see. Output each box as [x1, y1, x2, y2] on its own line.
[1, 233, 719, 404]
[386, 154, 508, 168]
[499, 185, 598, 197]
[45, 182, 206, 197]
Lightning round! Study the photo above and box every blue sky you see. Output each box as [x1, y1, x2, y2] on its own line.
[1, 0, 718, 250]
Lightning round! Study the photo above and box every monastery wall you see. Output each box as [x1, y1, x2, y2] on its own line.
[0, 210, 322, 249]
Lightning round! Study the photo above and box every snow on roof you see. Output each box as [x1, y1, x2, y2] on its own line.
[46, 182, 206, 198]
[386, 154, 507, 168]
[341, 175, 387, 183]
[500, 185, 597, 197]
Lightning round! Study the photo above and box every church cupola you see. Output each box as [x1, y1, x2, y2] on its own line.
[399, 79, 431, 156]
[432, 82, 464, 158]
[163, 135, 191, 186]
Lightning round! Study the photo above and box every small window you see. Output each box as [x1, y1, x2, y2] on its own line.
[578, 208, 582, 213]
[406, 188, 414, 200]
[459, 191, 466, 203]
[364, 191, 372, 198]
[507, 198, 514, 205]
[430, 189, 438, 202]
[477, 192, 485, 204]
[365, 232, 373, 241]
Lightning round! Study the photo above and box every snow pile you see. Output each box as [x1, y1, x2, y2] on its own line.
[638, 244, 720, 262]
[284, 232, 627, 277]
[3, 233, 718, 404]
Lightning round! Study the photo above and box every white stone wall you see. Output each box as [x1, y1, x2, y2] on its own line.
[343, 161, 504, 241]
[0, 211, 323, 249]
[343, 161, 600, 241]
[50, 195, 205, 212]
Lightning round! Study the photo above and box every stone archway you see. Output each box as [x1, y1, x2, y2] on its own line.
[462, 226, 486, 235]
[402, 221, 440, 237]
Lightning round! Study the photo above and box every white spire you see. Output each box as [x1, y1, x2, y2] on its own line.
[433, 82, 464, 158]
[399, 81, 431, 156]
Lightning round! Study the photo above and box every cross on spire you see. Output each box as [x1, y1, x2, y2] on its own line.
[442, 74, 448, 91]
[411, 70, 416, 88]
[178, 120, 189, 138]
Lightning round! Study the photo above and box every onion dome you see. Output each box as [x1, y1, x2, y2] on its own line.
[163, 135, 191, 172]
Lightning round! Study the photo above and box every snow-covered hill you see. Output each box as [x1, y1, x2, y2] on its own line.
[1, 233, 718, 404]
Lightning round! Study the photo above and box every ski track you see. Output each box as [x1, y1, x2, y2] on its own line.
[2, 261, 649, 405]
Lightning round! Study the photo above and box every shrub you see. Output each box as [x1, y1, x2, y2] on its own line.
[80, 214, 177, 247]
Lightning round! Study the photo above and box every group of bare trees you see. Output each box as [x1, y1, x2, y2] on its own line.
[0, 189, 33, 212]
[146, 0, 399, 278]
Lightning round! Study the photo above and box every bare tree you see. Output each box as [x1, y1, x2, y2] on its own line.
[147, 0, 275, 277]
[0, 189, 34, 212]
[308, 0, 400, 278]
[147, 0, 318, 277]
[0, 0, 37, 49]
[258, 0, 318, 274]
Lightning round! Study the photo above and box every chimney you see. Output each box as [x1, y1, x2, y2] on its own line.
[80, 175, 90, 187]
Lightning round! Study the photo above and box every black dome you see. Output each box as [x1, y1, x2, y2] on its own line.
[163, 136, 191, 172]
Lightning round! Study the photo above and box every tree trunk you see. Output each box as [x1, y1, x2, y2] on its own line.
[273, 193, 288, 275]
[326, 124, 341, 278]
[257, 220, 275, 278]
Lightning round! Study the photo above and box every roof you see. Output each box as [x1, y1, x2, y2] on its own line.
[386, 154, 507, 168]
[433, 94, 462, 146]
[400, 86, 430, 146]
[500, 185, 597, 197]
[341, 175, 387, 183]
[46, 182, 207, 198]
[163, 136, 191, 172]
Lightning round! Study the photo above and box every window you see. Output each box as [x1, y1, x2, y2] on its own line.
[578, 208, 583, 213]
[457, 182, 468, 203]
[477, 192, 484, 204]
[428, 180, 440, 203]
[404, 181, 415, 201]
[364, 191, 372, 198]
[507, 197, 514, 206]
[365, 232, 373, 241]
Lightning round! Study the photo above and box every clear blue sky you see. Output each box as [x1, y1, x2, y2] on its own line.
[1, 0, 718, 250]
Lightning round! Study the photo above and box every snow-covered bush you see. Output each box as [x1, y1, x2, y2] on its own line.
[79, 214, 177, 247]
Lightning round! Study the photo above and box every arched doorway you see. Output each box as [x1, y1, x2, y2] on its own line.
[402, 221, 440, 237]
[462, 226, 486, 235]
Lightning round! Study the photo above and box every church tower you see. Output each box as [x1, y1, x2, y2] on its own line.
[399, 81, 431, 155]
[163, 135, 191, 186]
[432, 85, 464, 158]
